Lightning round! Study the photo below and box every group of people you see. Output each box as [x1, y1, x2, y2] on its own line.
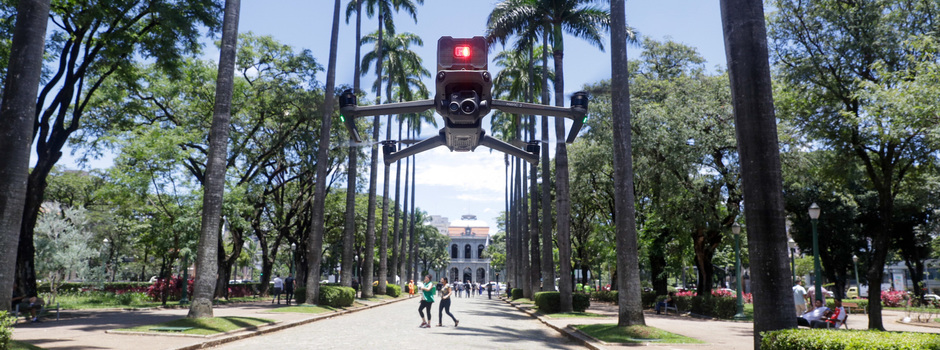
[793, 279, 847, 329]
[10, 282, 44, 323]
[415, 274, 460, 328]
[271, 274, 296, 305]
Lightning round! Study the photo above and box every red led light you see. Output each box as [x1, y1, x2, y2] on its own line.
[454, 45, 471, 58]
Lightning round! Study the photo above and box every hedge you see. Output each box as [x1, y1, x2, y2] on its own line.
[641, 291, 657, 308]
[0, 311, 13, 350]
[511, 288, 523, 300]
[295, 287, 307, 304]
[318, 285, 355, 307]
[761, 329, 940, 350]
[533, 292, 590, 313]
[593, 290, 618, 303]
[37, 282, 151, 294]
[385, 284, 402, 298]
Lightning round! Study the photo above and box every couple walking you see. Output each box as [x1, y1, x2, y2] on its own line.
[416, 274, 459, 328]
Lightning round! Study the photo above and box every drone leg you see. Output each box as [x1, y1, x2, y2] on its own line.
[479, 136, 539, 165]
[383, 134, 447, 165]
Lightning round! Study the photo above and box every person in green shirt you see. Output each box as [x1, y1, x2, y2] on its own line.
[417, 274, 436, 328]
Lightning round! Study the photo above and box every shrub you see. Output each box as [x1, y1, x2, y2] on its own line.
[534, 291, 561, 313]
[640, 290, 656, 308]
[573, 293, 591, 312]
[318, 285, 355, 307]
[882, 291, 909, 307]
[511, 288, 523, 300]
[0, 311, 12, 350]
[295, 287, 306, 304]
[593, 290, 618, 303]
[146, 276, 193, 301]
[689, 295, 737, 319]
[115, 292, 148, 306]
[385, 284, 402, 298]
[761, 329, 940, 350]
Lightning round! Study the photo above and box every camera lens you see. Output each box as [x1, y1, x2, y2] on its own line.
[460, 99, 477, 114]
[449, 101, 460, 112]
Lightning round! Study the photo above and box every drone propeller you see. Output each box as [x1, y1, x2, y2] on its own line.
[334, 140, 382, 148]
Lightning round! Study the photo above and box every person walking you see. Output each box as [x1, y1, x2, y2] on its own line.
[272, 275, 284, 304]
[408, 280, 416, 298]
[792, 279, 807, 316]
[486, 282, 492, 299]
[284, 274, 296, 305]
[437, 277, 459, 327]
[417, 275, 435, 328]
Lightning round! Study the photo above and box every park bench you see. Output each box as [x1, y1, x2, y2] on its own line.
[13, 301, 58, 323]
[663, 303, 680, 315]
[149, 327, 194, 332]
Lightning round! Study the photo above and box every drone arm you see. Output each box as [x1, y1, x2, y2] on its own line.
[383, 134, 446, 165]
[479, 135, 539, 165]
[490, 99, 587, 143]
[341, 99, 435, 118]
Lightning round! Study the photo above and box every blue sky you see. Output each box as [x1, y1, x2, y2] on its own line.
[58, 0, 728, 233]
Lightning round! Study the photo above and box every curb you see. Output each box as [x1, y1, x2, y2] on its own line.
[500, 297, 606, 350]
[149, 296, 411, 350]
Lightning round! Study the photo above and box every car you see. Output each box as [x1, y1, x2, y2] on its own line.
[924, 294, 940, 301]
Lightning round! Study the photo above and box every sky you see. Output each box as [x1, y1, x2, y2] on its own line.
[54, 0, 728, 234]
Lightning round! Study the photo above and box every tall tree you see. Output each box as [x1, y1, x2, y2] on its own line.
[609, 0, 644, 327]
[768, 0, 940, 330]
[189, 0, 240, 318]
[720, 0, 794, 346]
[11, 0, 219, 295]
[307, 0, 342, 305]
[0, 0, 50, 307]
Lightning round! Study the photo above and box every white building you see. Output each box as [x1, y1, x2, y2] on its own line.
[442, 214, 493, 284]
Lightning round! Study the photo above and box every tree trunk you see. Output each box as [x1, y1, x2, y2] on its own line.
[360, 0, 378, 298]
[552, 33, 573, 313]
[341, 147, 357, 288]
[0, 0, 50, 307]
[306, 0, 341, 305]
[720, 0, 795, 346]
[188, 0, 240, 318]
[409, 148, 417, 281]
[539, 26, 555, 293]
[529, 118, 541, 294]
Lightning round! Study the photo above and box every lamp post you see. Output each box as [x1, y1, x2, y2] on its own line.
[788, 238, 797, 285]
[290, 243, 296, 276]
[102, 238, 111, 282]
[731, 223, 746, 320]
[852, 255, 860, 299]
[809, 203, 823, 302]
[179, 252, 189, 305]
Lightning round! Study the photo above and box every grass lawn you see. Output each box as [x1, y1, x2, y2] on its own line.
[54, 293, 163, 310]
[573, 324, 704, 344]
[512, 298, 535, 304]
[115, 316, 274, 335]
[545, 311, 609, 318]
[10, 340, 44, 350]
[268, 305, 335, 314]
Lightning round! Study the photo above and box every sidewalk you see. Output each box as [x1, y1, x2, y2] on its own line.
[12, 296, 409, 350]
[504, 297, 940, 350]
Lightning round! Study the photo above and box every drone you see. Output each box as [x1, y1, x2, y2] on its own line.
[339, 36, 589, 166]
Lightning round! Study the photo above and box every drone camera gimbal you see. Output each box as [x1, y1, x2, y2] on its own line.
[339, 36, 588, 165]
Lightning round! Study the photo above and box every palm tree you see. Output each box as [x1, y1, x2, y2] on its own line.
[306, 0, 342, 306]
[609, 0, 644, 327]
[720, 0, 794, 345]
[488, 0, 609, 313]
[189, 0, 240, 318]
[0, 0, 50, 309]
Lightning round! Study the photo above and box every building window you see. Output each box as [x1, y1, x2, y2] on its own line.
[478, 245, 485, 259]
[451, 244, 458, 259]
[464, 244, 472, 259]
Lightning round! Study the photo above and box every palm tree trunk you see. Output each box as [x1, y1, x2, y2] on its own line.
[379, 114, 392, 293]
[306, 0, 342, 305]
[539, 26, 555, 292]
[393, 121, 404, 285]
[0, 0, 49, 308]
[402, 134, 411, 283]
[361, 0, 380, 299]
[526, 45, 540, 296]
[504, 154, 511, 289]
[341, 149, 357, 288]
[719, 0, 794, 345]
[408, 130, 418, 281]
[188, 0, 240, 318]
[610, 0, 644, 327]
[552, 25, 574, 313]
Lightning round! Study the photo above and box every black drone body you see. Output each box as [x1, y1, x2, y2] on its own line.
[339, 36, 588, 165]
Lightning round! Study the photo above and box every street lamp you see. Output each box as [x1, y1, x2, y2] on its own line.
[788, 238, 797, 285]
[731, 223, 746, 320]
[290, 243, 296, 276]
[102, 238, 111, 282]
[809, 203, 823, 302]
[852, 255, 860, 299]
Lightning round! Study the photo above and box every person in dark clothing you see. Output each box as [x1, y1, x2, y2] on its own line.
[655, 292, 675, 314]
[437, 277, 459, 327]
[486, 282, 492, 299]
[284, 274, 296, 305]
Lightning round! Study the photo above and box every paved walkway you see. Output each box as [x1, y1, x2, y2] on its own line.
[12, 292, 940, 350]
[213, 294, 583, 350]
